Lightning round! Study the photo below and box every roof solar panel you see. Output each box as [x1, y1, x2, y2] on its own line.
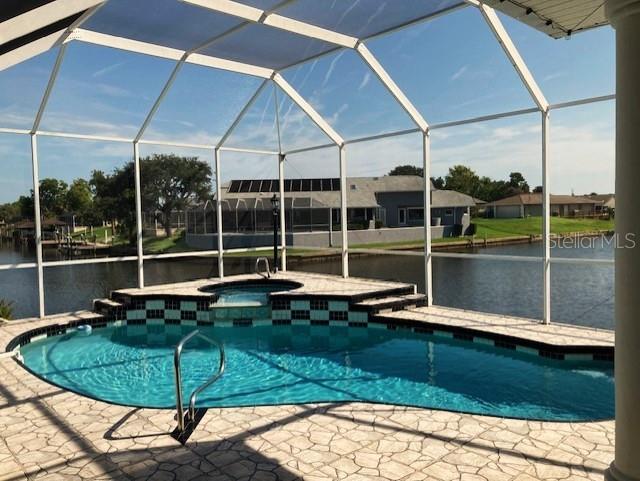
[249, 180, 262, 192]
[228, 180, 242, 193]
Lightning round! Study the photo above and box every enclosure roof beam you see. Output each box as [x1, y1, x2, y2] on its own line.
[0, 1, 105, 72]
[29, 3, 105, 134]
[273, 73, 344, 146]
[216, 79, 271, 149]
[467, 0, 549, 112]
[69, 29, 275, 78]
[181, 0, 359, 48]
[356, 43, 429, 133]
[134, 1, 295, 143]
[180, 0, 429, 133]
[0, 0, 104, 47]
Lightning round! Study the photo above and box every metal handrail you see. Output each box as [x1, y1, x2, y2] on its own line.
[188, 333, 225, 422]
[255, 256, 270, 278]
[173, 330, 225, 432]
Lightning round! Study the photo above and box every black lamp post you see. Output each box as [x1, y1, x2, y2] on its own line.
[270, 194, 279, 272]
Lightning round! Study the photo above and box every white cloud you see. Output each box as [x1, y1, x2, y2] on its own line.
[357, 71, 371, 91]
[450, 65, 468, 81]
[91, 62, 126, 78]
[321, 51, 346, 88]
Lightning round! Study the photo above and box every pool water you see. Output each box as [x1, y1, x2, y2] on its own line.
[211, 284, 293, 307]
[19, 323, 614, 421]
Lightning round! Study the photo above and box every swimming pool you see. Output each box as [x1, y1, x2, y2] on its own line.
[18, 322, 614, 421]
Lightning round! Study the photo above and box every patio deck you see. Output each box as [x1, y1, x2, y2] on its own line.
[0, 276, 615, 481]
[0, 353, 614, 481]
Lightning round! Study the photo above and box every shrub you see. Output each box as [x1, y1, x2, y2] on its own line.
[0, 299, 14, 320]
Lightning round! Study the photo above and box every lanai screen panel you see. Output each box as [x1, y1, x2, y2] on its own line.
[277, 0, 465, 38]
[82, 0, 245, 51]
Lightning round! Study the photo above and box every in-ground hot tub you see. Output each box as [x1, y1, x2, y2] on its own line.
[201, 279, 303, 321]
[202, 279, 303, 306]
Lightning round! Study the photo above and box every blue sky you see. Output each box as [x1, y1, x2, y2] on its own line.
[0, 5, 615, 205]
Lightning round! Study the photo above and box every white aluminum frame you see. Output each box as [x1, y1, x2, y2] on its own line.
[0, 1, 615, 325]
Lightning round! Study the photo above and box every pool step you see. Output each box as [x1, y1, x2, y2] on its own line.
[94, 298, 124, 315]
[352, 293, 427, 314]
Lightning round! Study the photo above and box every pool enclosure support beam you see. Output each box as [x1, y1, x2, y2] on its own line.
[273, 85, 287, 272]
[133, 142, 145, 288]
[541, 111, 551, 324]
[355, 43, 433, 299]
[29, 135, 46, 319]
[422, 133, 433, 304]
[278, 154, 287, 272]
[339, 146, 348, 278]
[27, 36, 73, 318]
[471, 0, 551, 323]
[214, 148, 224, 278]
[605, 3, 640, 481]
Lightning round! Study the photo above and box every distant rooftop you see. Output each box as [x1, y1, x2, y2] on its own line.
[221, 176, 476, 209]
[491, 193, 604, 206]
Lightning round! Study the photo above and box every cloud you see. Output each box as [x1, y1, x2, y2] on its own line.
[91, 62, 126, 78]
[450, 65, 468, 81]
[357, 71, 371, 91]
[321, 51, 346, 88]
[543, 71, 567, 82]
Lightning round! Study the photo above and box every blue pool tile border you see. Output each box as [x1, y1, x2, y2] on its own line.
[7, 311, 613, 363]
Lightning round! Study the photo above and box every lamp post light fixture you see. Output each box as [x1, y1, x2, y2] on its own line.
[270, 194, 279, 273]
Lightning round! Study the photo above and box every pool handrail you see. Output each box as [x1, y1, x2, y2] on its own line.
[188, 333, 225, 422]
[255, 257, 270, 278]
[173, 330, 225, 432]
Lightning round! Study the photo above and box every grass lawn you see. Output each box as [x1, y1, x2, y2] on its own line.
[352, 217, 615, 250]
[143, 232, 191, 253]
[124, 217, 615, 255]
[70, 226, 130, 246]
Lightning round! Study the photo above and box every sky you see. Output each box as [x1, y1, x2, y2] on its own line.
[0, 4, 616, 205]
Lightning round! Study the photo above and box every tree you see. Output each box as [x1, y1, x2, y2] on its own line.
[91, 165, 137, 242]
[508, 172, 530, 194]
[66, 179, 94, 224]
[0, 201, 21, 223]
[431, 176, 445, 189]
[388, 164, 423, 177]
[18, 195, 34, 219]
[140, 154, 212, 236]
[444, 165, 481, 197]
[533, 186, 543, 193]
[39, 178, 68, 217]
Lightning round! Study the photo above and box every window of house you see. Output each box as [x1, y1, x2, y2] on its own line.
[445, 208, 454, 216]
[407, 207, 424, 221]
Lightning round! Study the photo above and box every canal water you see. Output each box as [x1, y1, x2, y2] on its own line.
[0, 240, 614, 329]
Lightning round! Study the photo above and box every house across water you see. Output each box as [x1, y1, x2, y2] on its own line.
[185, 176, 477, 249]
[486, 193, 604, 219]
